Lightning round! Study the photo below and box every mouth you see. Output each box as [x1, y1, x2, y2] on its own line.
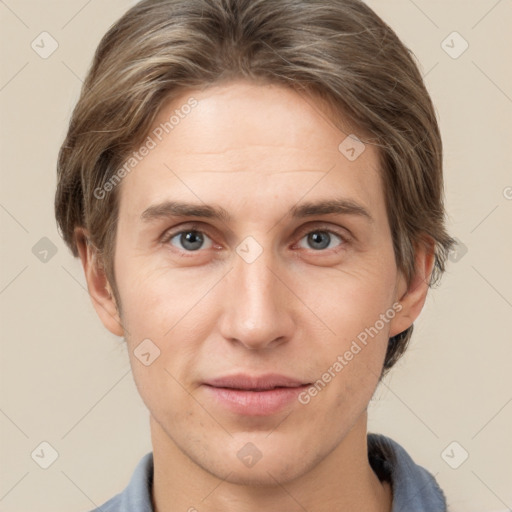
[202, 373, 311, 416]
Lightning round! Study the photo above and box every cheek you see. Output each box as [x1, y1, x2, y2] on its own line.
[291, 256, 397, 397]
[117, 256, 224, 336]
[294, 254, 397, 336]
[119, 266, 222, 394]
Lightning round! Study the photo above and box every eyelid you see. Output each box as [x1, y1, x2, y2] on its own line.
[294, 222, 352, 243]
[160, 222, 216, 245]
[160, 221, 352, 252]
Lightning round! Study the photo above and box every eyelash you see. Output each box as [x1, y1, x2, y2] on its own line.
[160, 222, 351, 256]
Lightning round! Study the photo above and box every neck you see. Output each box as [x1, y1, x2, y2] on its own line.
[150, 413, 392, 512]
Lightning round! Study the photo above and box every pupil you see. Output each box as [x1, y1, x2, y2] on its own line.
[309, 231, 330, 250]
[182, 231, 203, 250]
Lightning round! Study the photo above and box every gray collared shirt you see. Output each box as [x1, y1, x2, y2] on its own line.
[89, 433, 447, 511]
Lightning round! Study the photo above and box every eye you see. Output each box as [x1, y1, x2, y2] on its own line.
[166, 230, 214, 252]
[297, 230, 346, 251]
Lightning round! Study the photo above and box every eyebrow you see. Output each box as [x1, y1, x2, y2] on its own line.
[140, 201, 231, 223]
[140, 198, 373, 224]
[291, 198, 373, 223]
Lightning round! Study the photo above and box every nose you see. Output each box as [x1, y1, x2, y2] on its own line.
[217, 246, 295, 351]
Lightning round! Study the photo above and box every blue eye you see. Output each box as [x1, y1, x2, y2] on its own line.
[162, 226, 348, 255]
[168, 230, 214, 251]
[298, 230, 345, 251]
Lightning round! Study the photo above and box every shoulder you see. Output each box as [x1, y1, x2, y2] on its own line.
[87, 452, 154, 512]
[368, 433, 447, 512]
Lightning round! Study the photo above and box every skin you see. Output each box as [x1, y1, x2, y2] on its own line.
[76, 79, 434, 512]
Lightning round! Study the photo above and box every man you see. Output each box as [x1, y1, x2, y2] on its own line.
[55, 1, 455, 510]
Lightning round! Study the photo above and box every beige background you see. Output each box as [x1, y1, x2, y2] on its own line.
[1, 0, 511, 511]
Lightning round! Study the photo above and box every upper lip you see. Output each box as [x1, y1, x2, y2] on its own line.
[203, 373, 309, 391]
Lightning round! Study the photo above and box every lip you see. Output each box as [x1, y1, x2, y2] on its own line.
[202, 373, 311, 416]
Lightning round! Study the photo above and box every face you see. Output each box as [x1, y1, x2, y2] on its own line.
[97, 80, 412, 484]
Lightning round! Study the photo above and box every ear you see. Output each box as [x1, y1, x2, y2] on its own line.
[75, 227, 124, 337]
[389, 237, 436, 337]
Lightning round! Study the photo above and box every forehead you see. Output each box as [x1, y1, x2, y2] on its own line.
[117, 80, 384, 221]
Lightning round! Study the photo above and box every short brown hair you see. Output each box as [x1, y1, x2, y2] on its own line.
[55, 0, 455, 375]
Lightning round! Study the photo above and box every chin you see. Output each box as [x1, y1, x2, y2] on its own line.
[192, 436, 318, 486]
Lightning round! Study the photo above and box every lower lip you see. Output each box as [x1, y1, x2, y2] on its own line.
[202, 385, 309, 416]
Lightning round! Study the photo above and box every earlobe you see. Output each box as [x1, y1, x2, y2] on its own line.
[388, 237, 435, 338]
[75, 227, 124, 337]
